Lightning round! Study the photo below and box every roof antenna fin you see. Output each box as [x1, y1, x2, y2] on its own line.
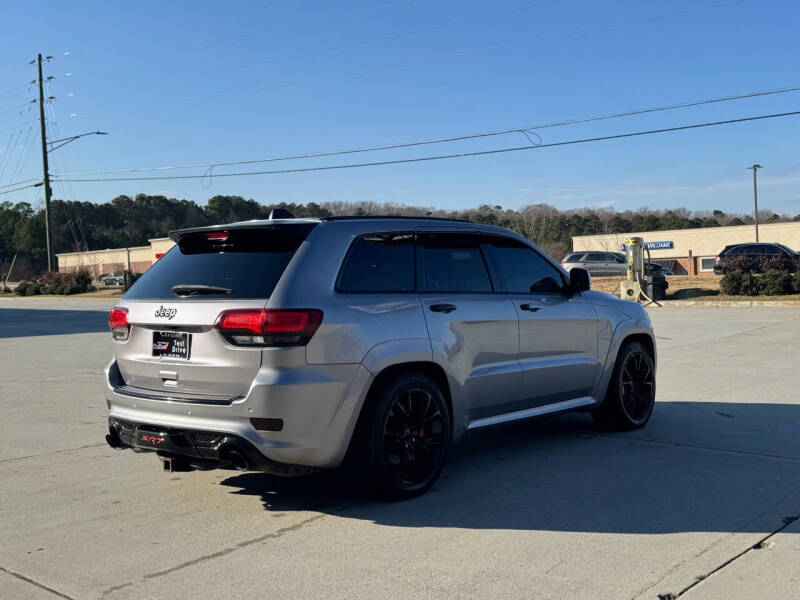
[269, 208, 294, 220]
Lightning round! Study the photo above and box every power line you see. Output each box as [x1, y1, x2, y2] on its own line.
[0, 81, 33, 99]
[0, 129, 23, 182]
[44, 82, 87, 251]
[0, 101, 33, 118]
[0, 117, 39, 137]
[0, 182, 40, 196]
[0, 177, 40, 190]
[4, 124, 37, 202]
[55, 109, 800, 183]
[0, 60, 33, 81]
[52, 83, 800, 178]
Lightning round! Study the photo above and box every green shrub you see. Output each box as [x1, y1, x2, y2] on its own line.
[739, 272, 761, 296]
[12, 268, 95, 296]
[759, 269, 793, 296]
[74, 268, 94, 292]
[720, 270, 743, 295]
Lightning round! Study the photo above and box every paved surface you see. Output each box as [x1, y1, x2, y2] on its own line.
[1, 297, 798, 600]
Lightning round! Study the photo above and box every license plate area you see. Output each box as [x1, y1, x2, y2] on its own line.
[136, 429, 169, 449]
[152, 331, 192, 359]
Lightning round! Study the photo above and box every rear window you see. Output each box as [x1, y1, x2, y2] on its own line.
[726, 245, 754, 256]
[337, 233, 415, 292]
[125, 225, 315, 300]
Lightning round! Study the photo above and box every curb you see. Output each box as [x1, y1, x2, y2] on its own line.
[657, 299, 800, 307]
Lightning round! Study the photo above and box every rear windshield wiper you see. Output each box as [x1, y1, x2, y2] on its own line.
[171, 284, 233, 296]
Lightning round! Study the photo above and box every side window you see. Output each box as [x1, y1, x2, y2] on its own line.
[419, 234, 492, 293]
[337, 233, 415, 292]
[585, 253, 606, 262]
[488, 237, 565, 294]
[761, 245, 780, 256]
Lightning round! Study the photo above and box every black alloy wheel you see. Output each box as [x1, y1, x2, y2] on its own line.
[355, 372, 451, 499]
[382, 386, 446, 489]
[592, 341, 656, 430]
[619, 348, 655, 425]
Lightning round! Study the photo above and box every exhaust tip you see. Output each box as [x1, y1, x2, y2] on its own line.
[106, 427, 123, 449]
[227, 450, 250, 470]
[219, 444, 250, 470]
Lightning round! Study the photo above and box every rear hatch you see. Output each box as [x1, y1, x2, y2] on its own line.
[113, 223, 316, 400]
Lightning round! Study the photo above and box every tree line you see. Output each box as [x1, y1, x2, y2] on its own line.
[2, 194, 797, 279]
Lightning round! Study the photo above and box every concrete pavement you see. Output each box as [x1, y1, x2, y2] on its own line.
[0, 297, 798, 599]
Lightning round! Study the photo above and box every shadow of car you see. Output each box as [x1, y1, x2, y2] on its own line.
[219, 400, 800, 538]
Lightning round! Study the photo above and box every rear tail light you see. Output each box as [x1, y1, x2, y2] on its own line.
[108, 306, 130, 340]
[715, 255, 721, 263]
[214, 308, 322, 347]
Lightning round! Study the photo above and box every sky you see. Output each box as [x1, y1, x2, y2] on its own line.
[0, 0, 798, 215]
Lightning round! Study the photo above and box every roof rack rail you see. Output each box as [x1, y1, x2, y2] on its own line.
[322, 215, 472, 223]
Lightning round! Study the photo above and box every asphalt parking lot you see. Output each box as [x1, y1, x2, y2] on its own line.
[1, 297, 798, 600]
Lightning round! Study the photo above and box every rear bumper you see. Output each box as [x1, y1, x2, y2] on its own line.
[104, 358, 374, 469]
[106, 417, 314, 475]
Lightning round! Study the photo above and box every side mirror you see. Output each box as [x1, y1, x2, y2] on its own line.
[569, 267, 590, 293]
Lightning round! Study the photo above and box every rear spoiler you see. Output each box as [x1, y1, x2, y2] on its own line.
[169, 219, 320, 243]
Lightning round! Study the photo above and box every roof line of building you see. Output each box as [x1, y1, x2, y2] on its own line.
[572, 220, 796, 240]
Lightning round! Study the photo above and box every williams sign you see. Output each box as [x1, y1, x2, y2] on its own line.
[643, 241, 674, 250]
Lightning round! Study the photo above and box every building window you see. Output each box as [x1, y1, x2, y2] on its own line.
[699, 257, 716, 272]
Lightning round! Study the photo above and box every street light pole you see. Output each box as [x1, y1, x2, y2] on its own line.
[747, 164, 762, 242]
[35, 53, 108, 273]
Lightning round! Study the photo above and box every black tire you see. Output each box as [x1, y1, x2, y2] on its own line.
[592, 341, 655, 430]
[355, 372, 451, 500]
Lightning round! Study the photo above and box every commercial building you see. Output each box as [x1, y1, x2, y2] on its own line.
[56, 220, 800, 279]
[57, 237, 174, 279]
[572, 221, 800, 275]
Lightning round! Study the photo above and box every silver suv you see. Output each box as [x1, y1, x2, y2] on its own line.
[105, 216, 656, 498]
[561, 251, 627, 277]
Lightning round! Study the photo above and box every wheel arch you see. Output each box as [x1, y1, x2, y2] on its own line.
[366, 361, 454, 438]
[594, 321, 656, 403]
[621, 332, 655, 364]
[343, 359, 456, 467]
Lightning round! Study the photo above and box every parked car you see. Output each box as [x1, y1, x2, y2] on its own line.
[105, 216, 656, 498]
[645, 262, 673, 277]
[101, 271, 125, 286]
[713, 242, 797, 275]
[561, 251, 627, 277]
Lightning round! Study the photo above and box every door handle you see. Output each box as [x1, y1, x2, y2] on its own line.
[519, 303, 541, 312]
[430, 303, 457, 313]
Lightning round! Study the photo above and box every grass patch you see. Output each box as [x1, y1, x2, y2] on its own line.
[590, 275, 800, 301]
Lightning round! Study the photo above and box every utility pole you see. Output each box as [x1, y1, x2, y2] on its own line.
[747, 164, 762, 242]
[37, 53, 54, 271]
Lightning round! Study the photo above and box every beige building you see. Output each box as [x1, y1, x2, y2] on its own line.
[57, 237, 175, 279]
[572, 221, 800, 275]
